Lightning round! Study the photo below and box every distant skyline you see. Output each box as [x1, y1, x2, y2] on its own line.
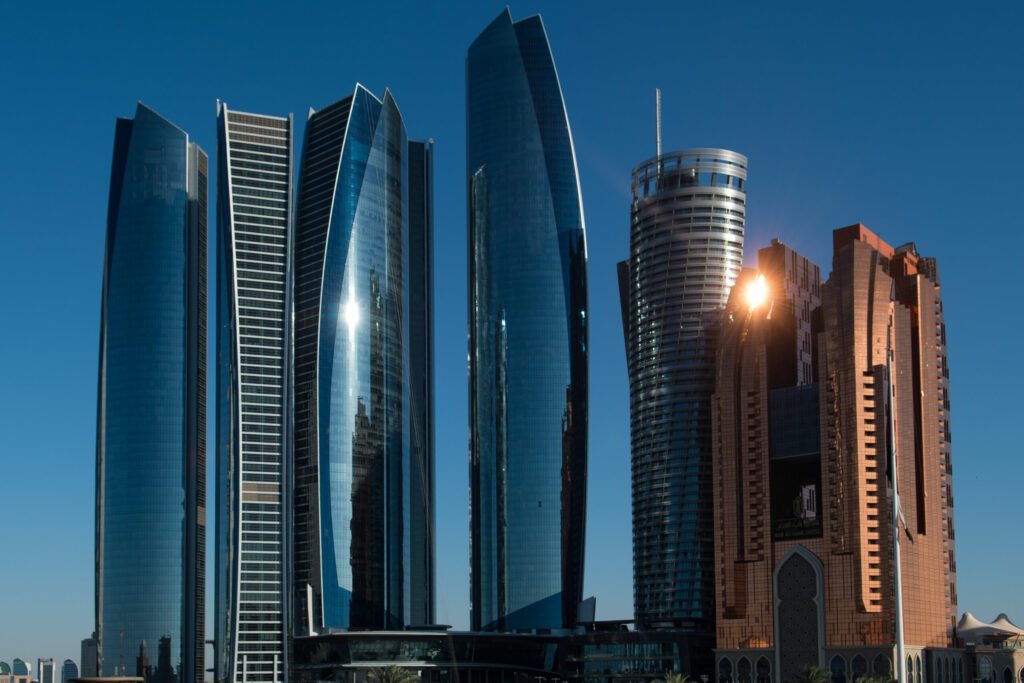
[1, 0, 1022, 670]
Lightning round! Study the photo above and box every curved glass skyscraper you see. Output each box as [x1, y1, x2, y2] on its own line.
[96, 102, 207, 683]
[467, 9, 589, 632]
[619, 149, 746, 632]
[292, 85, 434, 633]
[215, 104, 292, 683]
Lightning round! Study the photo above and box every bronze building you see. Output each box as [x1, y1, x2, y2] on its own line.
[711, 227, 959, 683]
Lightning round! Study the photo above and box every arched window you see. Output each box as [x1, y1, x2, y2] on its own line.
[756, 657, 771, 683]
[1003, 668, 1012, 683]
[873, 654, 892, 678]
[946, 658, 952, 683]
[738, 657, 752, 683]
[916, 656, 923, 683]
[720, 658, 733, 683]
[852, 655, 867, 683]
[831, 656, 847, 683]
[1018, 668, 1024, 683]
[979, 657, 992, 683]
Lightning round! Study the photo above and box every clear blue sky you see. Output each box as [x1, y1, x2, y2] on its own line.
[2, 0, 1022, 669]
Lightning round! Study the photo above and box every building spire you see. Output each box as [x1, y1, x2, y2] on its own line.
[655, 87, 662, 158]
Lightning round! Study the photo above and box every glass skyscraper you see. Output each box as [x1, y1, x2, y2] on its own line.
[467, 9, 589, 632]
[81, 635, 98, 677]
[618, 149, 746, 632]
[37, 660, 54, 683]
[60, 660, 78, 683]
[292, 85, 434, 633]
[96, 102, 207, 683]
[215, 103, 293, 683]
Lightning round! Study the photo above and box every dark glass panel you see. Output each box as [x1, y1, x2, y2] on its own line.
[467, 9, 588, 632]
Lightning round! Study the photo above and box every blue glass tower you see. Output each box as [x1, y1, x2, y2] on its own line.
[292, 85, 434, 633]
[467, 9, 589, 632]
[96, 102, 207, 683]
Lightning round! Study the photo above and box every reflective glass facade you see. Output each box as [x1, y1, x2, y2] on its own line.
[215, 104, 292, 683]
[619, 149, 746, 630]
[289, 628, 707, 683]
[467, 9, 589, 631]
[292, 85, 434, 633]
[291, 632, 566, 683]
[96, 103, 207, 683]
[37, 659, 54, 683]
[60, 659, 78, 683]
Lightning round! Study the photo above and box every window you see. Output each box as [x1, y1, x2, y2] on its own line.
[719, 658, 733, 683]
[738, 658, 752, 683]
[852, 655, 867, 683]
[979, 658, 992, 683]
[831, 656, 847, 683]
[873, 655, 891, 677]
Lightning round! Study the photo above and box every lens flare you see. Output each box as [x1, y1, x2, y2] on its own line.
[745, 273, 768, 311]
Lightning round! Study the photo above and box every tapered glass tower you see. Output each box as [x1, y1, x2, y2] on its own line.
[96, 102, 207, 683]
[215, 103, 293, 683]
[292, 85, 434, 633]
[467, 9, 589, 632]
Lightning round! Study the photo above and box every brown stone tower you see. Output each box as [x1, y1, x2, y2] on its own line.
[712, 228, 959, 683]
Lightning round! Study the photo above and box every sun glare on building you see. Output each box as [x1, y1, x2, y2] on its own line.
[746, 273, 768, 310]
[344, 297, 361, 331]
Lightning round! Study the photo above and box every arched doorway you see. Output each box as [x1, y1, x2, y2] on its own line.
[773, 546, 824, 683]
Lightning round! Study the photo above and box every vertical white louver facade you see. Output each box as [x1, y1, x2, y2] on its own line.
[217, 104, 292, 683]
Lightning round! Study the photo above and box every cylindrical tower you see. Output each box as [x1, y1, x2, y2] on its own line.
[621, 148, 747, 632]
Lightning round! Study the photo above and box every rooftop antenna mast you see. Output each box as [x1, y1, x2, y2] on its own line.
[655, 88, 662, 158]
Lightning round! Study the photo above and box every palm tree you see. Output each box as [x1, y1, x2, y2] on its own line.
[367, 665, 419, 683]
[656, 672, 692, 683]
[789, 664, 830, 683]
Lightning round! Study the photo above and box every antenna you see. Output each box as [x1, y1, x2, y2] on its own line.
[655, 88, 662, 158]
